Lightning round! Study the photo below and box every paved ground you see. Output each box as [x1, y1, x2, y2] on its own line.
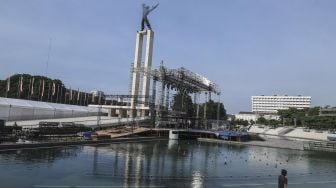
[249, 125, 328, 141]
[249, 135, 306, 150]
[199, 135, 306, 150]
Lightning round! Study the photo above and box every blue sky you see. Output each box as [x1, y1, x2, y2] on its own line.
[1, 0, 336, 113]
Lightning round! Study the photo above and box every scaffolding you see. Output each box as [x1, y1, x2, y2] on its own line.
[130, 61, 221, 128]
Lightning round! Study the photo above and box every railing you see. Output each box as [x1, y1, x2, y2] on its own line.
[304, 141, 336, 152]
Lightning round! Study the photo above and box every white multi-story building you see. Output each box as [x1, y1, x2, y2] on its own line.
[235, 112, 259, 122]
[235, 112, 280, 122]
[252, 95, 311, 114]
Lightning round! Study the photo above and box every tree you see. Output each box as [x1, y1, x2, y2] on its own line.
[269, 119, 281, 126]
[276, 107, 336, 129]
[172, 90, 194, 117]
[0, 73, 92, 106]
[256, 116, 267, 125]
[233, 119, 249, 126]
[307, 107, 320, 116]
[198, 99, 226, 120]
[278, 107, 305, 126]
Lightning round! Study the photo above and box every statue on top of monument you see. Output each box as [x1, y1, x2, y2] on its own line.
[141, 3, 159, 31]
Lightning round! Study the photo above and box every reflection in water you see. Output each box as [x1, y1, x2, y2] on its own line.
[191, 171, 203, 188]
[0, 146, 82, 164]
[1, 140, 336, 188]
[168, 139, 178, 150]
[135, 144, 143, 187]
[87, 141, 336, 187]
[123, 148, 130, 188]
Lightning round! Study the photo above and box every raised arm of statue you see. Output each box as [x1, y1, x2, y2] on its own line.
[149, 3, 159, 13]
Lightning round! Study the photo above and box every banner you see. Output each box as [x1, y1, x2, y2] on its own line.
[41, 80, 45, 97]
[52, 82, 56, 96]
[77, 88, 80, 101]
[6, 76, 10, 92]
[98, 92, 102, 104]
[31, 77, 35, 95]
[19, 76, 23, 92]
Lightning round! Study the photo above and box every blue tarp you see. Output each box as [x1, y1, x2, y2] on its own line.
[217, 131, 249, 140]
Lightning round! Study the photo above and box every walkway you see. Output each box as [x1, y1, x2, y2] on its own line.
[5, 116, 149, 129]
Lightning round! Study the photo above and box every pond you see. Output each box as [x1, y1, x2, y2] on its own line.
[0, 139, 336, 188]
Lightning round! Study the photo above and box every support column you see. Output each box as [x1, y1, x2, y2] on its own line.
[151, 79, 157, 107]
[204, 92, 208, 129]
[141, 30, 154, 116]
[160, 82, 165, 110]
[130, 31, 145, 118]
[217, 94, 221, 129]
[150, 79, 157, 127]
[155, 82, 165, 128]
[194, 93, 200, 129]
[165, 85, 170, 111]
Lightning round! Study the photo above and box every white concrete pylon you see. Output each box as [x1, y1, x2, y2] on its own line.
[130, 31, 144, 118]
[141, 30, 154, 114]
[130, 30, 154, 118]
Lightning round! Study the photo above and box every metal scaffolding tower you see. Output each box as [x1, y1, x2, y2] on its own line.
[129, 60, 221, 128]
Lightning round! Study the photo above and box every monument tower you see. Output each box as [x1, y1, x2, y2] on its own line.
[130, 3, 158, 118]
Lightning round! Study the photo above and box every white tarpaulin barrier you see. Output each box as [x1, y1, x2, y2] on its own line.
[0, 97, 104, 121]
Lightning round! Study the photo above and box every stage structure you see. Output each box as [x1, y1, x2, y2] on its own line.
[93, 59, 221, 128]
[131, 61, 221, 128]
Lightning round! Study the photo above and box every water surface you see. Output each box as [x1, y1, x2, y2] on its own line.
[0, 140, 336, 188]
